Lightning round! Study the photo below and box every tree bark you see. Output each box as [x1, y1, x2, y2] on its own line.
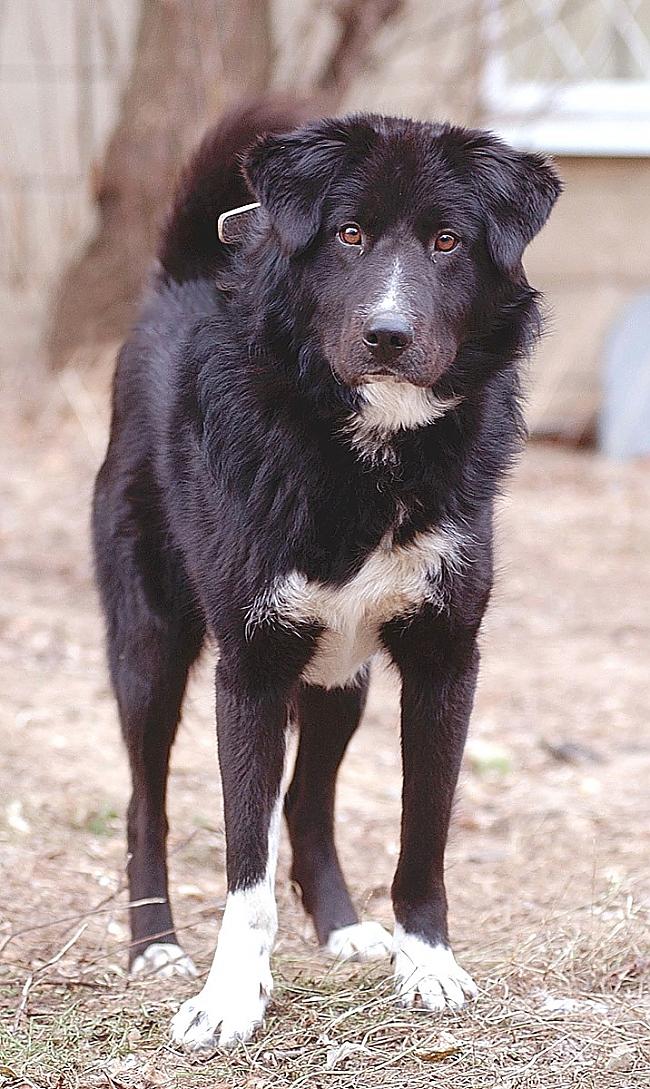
[47, 0, 273, 365]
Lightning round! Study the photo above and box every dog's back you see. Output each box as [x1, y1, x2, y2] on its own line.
[158, 100, 315, 284]
[94, 100, 313, 553]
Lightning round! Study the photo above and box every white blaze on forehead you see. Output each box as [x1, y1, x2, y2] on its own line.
[376, 258, 407, 314]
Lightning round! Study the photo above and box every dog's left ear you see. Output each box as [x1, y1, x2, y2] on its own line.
[468, 134, 562, 272]
[243, 122, 351, 255]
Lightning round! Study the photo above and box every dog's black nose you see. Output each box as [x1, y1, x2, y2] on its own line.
[362, 311, 414, 361]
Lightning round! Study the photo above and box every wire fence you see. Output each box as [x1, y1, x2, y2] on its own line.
[0, 0, 138, 294]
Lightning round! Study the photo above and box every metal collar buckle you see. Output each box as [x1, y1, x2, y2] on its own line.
[217, 201, 261, 243]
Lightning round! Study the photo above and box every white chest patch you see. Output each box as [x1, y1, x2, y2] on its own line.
[345, 378, 462, 464]
[247, 523, 464, 689]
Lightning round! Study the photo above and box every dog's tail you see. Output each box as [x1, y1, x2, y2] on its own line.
[158, 99, 315, 284]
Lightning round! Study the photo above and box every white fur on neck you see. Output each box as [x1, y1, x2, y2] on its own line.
[347, 378, 461, 463]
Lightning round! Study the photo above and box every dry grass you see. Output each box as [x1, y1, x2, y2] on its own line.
[1, 359, 649, 1087]
[1, 885, 649, 1088]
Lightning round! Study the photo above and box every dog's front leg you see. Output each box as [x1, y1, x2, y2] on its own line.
[386, 616, 480, 1011]
[171, 665, 289, 1052]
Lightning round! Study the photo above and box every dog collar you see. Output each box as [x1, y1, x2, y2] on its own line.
[217, 202, 261, 244]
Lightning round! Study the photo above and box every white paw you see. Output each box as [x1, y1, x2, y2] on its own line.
[171, 880, 278, 1051]
[170, 962, 272, 1051]
[130, 942, 198, 979]
[325, 921, 393, 962]
[393, 929, 477, 1011]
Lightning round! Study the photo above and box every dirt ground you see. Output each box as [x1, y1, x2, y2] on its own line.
[1, 356, 649, 1088]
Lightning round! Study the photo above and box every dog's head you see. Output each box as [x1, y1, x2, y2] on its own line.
[240, 114, 561, 389]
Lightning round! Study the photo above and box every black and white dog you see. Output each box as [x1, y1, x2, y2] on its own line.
[92, 103, 560, 1050]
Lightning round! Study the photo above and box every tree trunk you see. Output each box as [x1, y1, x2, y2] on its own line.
[47, 0, 273, 365]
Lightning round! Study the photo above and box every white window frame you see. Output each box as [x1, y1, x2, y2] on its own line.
[482, 0, 650, 155]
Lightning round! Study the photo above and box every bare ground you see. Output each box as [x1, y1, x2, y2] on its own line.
[1, 359, 649, 1088]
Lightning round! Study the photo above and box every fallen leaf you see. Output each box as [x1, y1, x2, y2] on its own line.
[6, 800, 30, 834]
[605, 1044, 635, 1072]
[325, 1042, 372, 1069]
[418, 1030, 461, 1061]
[540, 995, 608, 1015]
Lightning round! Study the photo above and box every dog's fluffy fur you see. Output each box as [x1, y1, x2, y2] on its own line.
[93, 102, 560, 1050]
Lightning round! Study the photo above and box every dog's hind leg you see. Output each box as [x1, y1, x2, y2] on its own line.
[285, 675, 392, 962]
[93, 464, 204, 977]
[120, 600, 204, 978]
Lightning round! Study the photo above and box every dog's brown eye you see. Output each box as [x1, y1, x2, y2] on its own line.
[338, 223, 363, 247]
[434, 231, 459, 253]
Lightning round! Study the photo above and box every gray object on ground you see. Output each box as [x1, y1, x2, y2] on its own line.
[600, 293, 650, 459]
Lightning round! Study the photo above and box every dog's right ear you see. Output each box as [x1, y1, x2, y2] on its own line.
[242, 122, 351, 255]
